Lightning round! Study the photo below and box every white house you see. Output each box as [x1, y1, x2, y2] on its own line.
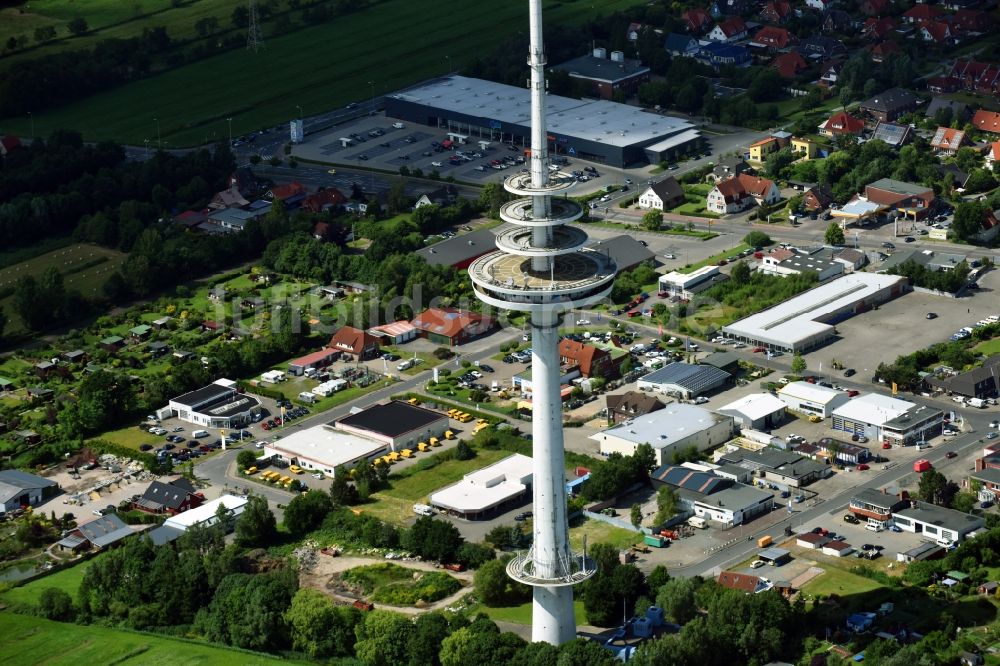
[805, 0, 834, 9]
[708, 17, 748, 42]
[638, 177, 685, 211]
[707, 174, 780, 215]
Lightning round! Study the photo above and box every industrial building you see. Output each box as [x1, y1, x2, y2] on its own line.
[658, 266, 728, 299]
[778, 381, 851, 418]
[550, 48, 650, 100]
[163, 495, 249, 531]
[831, 393, 944, 446]
[430, 453, 533, 519]
[721, 274, 909, 353]
[335, 400, 449, 451]
[717, 393, 787, 430]
[650, 464, 773, 526]
[384, 75, 703, 167]
[166, 379, 262, 429]
[0, 470, 58, 512]
[263, 425, 389, 476]
[637, 362, 731, 399]
[591, 405, 735, 466]
[892, 501, 983, 544]
[716, 447, 829, 488]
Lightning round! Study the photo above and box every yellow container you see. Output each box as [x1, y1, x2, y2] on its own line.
[290, 465, 303, 475]
[418, 442, 430, 452]
[401, 449, 414, 458]
[246, 466, 257, 475]
[429, 437, 439, 447]
[444, 430, 455, 440]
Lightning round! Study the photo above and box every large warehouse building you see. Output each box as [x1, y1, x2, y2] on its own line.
[167, 379, 262, 429]
[384, 75, 704, 166]
[591, 405, 734, 466]
[721, 274, 909, 353]
[430, 453, 533, 519]
[263, 425, 389, 477]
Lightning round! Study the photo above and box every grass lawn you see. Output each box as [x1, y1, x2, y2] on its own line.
[0, 243, 126, 334]
[478, 599, 587, 625]
[975, 338, 1000, 356]
[5, 0, 646, 145]
[800, 567, 886, 599]
[342, 562, 461, 604]
[0, 613, 300, 665]
[0, 553, 105, 607]
[568, 517, 641, 551]
[92, 425, 162, 452]
[670, 196, 720, 219]
[679, 243, 750, 274]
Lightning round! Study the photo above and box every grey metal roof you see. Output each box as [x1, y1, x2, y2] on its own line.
[895, 500, 983, 533]
[590, 235, 655, 271]
[861, 87, 919, 113]
[971, 467, 1000, 485]
[595, 404, 731, 450]
[78, 514, 134, 548]
[0, 470, 56, 490]
[146, 525, 185, 546]
[551, 53, 650, 83]
[416, 225, 511, 267]
[642, 362, 731, 394]
[705, 483, 773, 510]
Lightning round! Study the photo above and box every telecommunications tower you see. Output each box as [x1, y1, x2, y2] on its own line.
[247, 0, 263, 52]
[467, 0, 618, 646]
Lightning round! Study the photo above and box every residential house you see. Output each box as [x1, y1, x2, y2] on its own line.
[174, 210, 207, 229]
[919, 20, 953, 46]
[718, 571, 772, 594]
[865, 178, 935, 219]
[760, 0, 792, 23]
[973, 208, 1000, 243]
[772, 51, 808, 78]
[129, 324, 152, 343]
[698, 42, 752, 68]
[861, 0, 889, 16]
[818, 110, 865, 136]
[973, 110, 1000, 134]
[926, 97, 970, 123]
[332, 280, 373, 295]
[708, 17, 748, 43]
[268, 181, 308, 207]
[133, 477, 204, 515]
[229, 166, 261, 197]
[753, 26, 795, 51]
[930, 127, 970, 153]
[953, 9, 993, 35]
[301, 187, 347, 213]
[151, 316, 172, 330]
[747, 133, 790, 162]
[626, 22, 646, 42]
[707, 174, 780, 215]
[606, 391, 665, 425]
[0, 135, 22, 156]
[833, 247, 868, 271]
[870, 121, 913, 147]
[797, 35, 846, 60]
[929, 360, 999, 399]
[791, 136, 818, 159]
[869, 40, 902, 63]
[683, 8, 714, 34]
[410, 307, 497, 346]
[62, 349, 87, 365]
[859, 87, 919, 123]
[559, 338, 625, 380]
[328, 326, 381, 360]
[803, 184, 834, 211]
[708, 156, 754, 183]
[209, 186, 249, 210]
[805, 0, 834, 10]
[56, 514, 135, 552]
[988, 141, 1000, 170]
[863, 17, 897, 41]
[414, 184, 459, 209]
[665, 33, 700, 57]
[638, 177, 685, 210]
[823, 9, 855, 34]
[902, 4, 943, 23]
[819, 60, 843, 88]
[950, 61, 1000, 97]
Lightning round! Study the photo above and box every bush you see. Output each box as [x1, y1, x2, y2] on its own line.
[743, 231, 772, 248]
[456, 542, 496, 569]
[455, 440, 475, 461]
[38, 587, 75, 621]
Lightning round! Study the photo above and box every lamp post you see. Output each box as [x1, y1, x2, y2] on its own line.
[227, 117, 233, 146]
[154, 117, 161, 149]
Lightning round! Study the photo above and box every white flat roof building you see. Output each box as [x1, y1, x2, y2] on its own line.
[430, 453, 533, 519]
[717, 393, 787, 430]
[658, 266, 727, 298]
[265, 425, 389, 476]
[778, 381, 851, 418]
[832, 393, 944, 445]
[722, 273, 908, 353]
[163, 494, 248, 530]
[591, 404, 734, 466]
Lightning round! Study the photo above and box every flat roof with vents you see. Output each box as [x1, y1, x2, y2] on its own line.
[389, 75, 697, 148]
[591, 404, 731, 450]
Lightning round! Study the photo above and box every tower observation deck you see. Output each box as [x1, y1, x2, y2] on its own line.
[467, 0, 617, 647]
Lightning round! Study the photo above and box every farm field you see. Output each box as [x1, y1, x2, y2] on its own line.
[3, 0, 645, 145]
[0, 612, 301, 666]
[0, 243, 126, 334]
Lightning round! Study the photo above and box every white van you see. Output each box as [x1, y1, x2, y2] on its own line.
[865, 522, 884, 533]
[192, 429, 209, 439]
[392, 122, 405, 129]
[412, 503, 434, 516]
[298, 391, 317, 404]
[397, 359, 415, 371]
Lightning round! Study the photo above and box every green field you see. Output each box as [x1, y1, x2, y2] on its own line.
[799, 567, 886, 599]
[679, 243, 750, 274]
[4, 0, 646, 145]
[0, 243, 126, 334]
[477, 599, 587, 625]
[568, 517, 641, 551]
[975, 338, 1000, 356]
[0, 553, 103, 608]
[0, 613, 301, 665]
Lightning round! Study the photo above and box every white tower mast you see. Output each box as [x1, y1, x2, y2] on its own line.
[467, 0, 618, 645]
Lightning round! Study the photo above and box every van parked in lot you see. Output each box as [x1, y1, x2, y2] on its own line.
[865, 522, 884, 532]
[397, 358, 415, 371]
[192, 430, 209, 438]
[413, 503, 434, 516]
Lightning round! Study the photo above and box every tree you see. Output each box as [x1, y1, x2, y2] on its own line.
[641, 210, 663, 231]
[0, 306, 8, 340]
[791, 352, 806, 375]
[330, 468, 360, 505]
[455, 440, 475, 461]
[236, 450, 258, 470]
[730, 260, 751, 285]
[743, 231, 771, 248]
[235, 495, 277, 547]
[404, 516, 464, 562]
[354, 609, 412, 666]
[917, 469, 949, 506]
[556, 638, 619, 666]
[407, 612, 451, 666]
[456, 542, 495, 569]
[656, 577, 699, 623]
[285, 588, 360, 658]
[965, 168, 998, 194]
[475, 558, 513, 605]
[653, 486, 678, 526]
[824, 221, 845, 246]
[952, 201, 984, 241]
[67, 17, 89, 36]
[38, 587, 75, 621]
[34, 26, 57, 42]
[231, 5, 250, 27]
[284, 490, 332, 537]
[630, 503, 643, 528]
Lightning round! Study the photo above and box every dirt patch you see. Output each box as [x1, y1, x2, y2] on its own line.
[298, 552, 475, 615]
[791, 565, 825, 589]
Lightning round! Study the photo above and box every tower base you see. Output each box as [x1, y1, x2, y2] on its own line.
[532, 586, 576, 645]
